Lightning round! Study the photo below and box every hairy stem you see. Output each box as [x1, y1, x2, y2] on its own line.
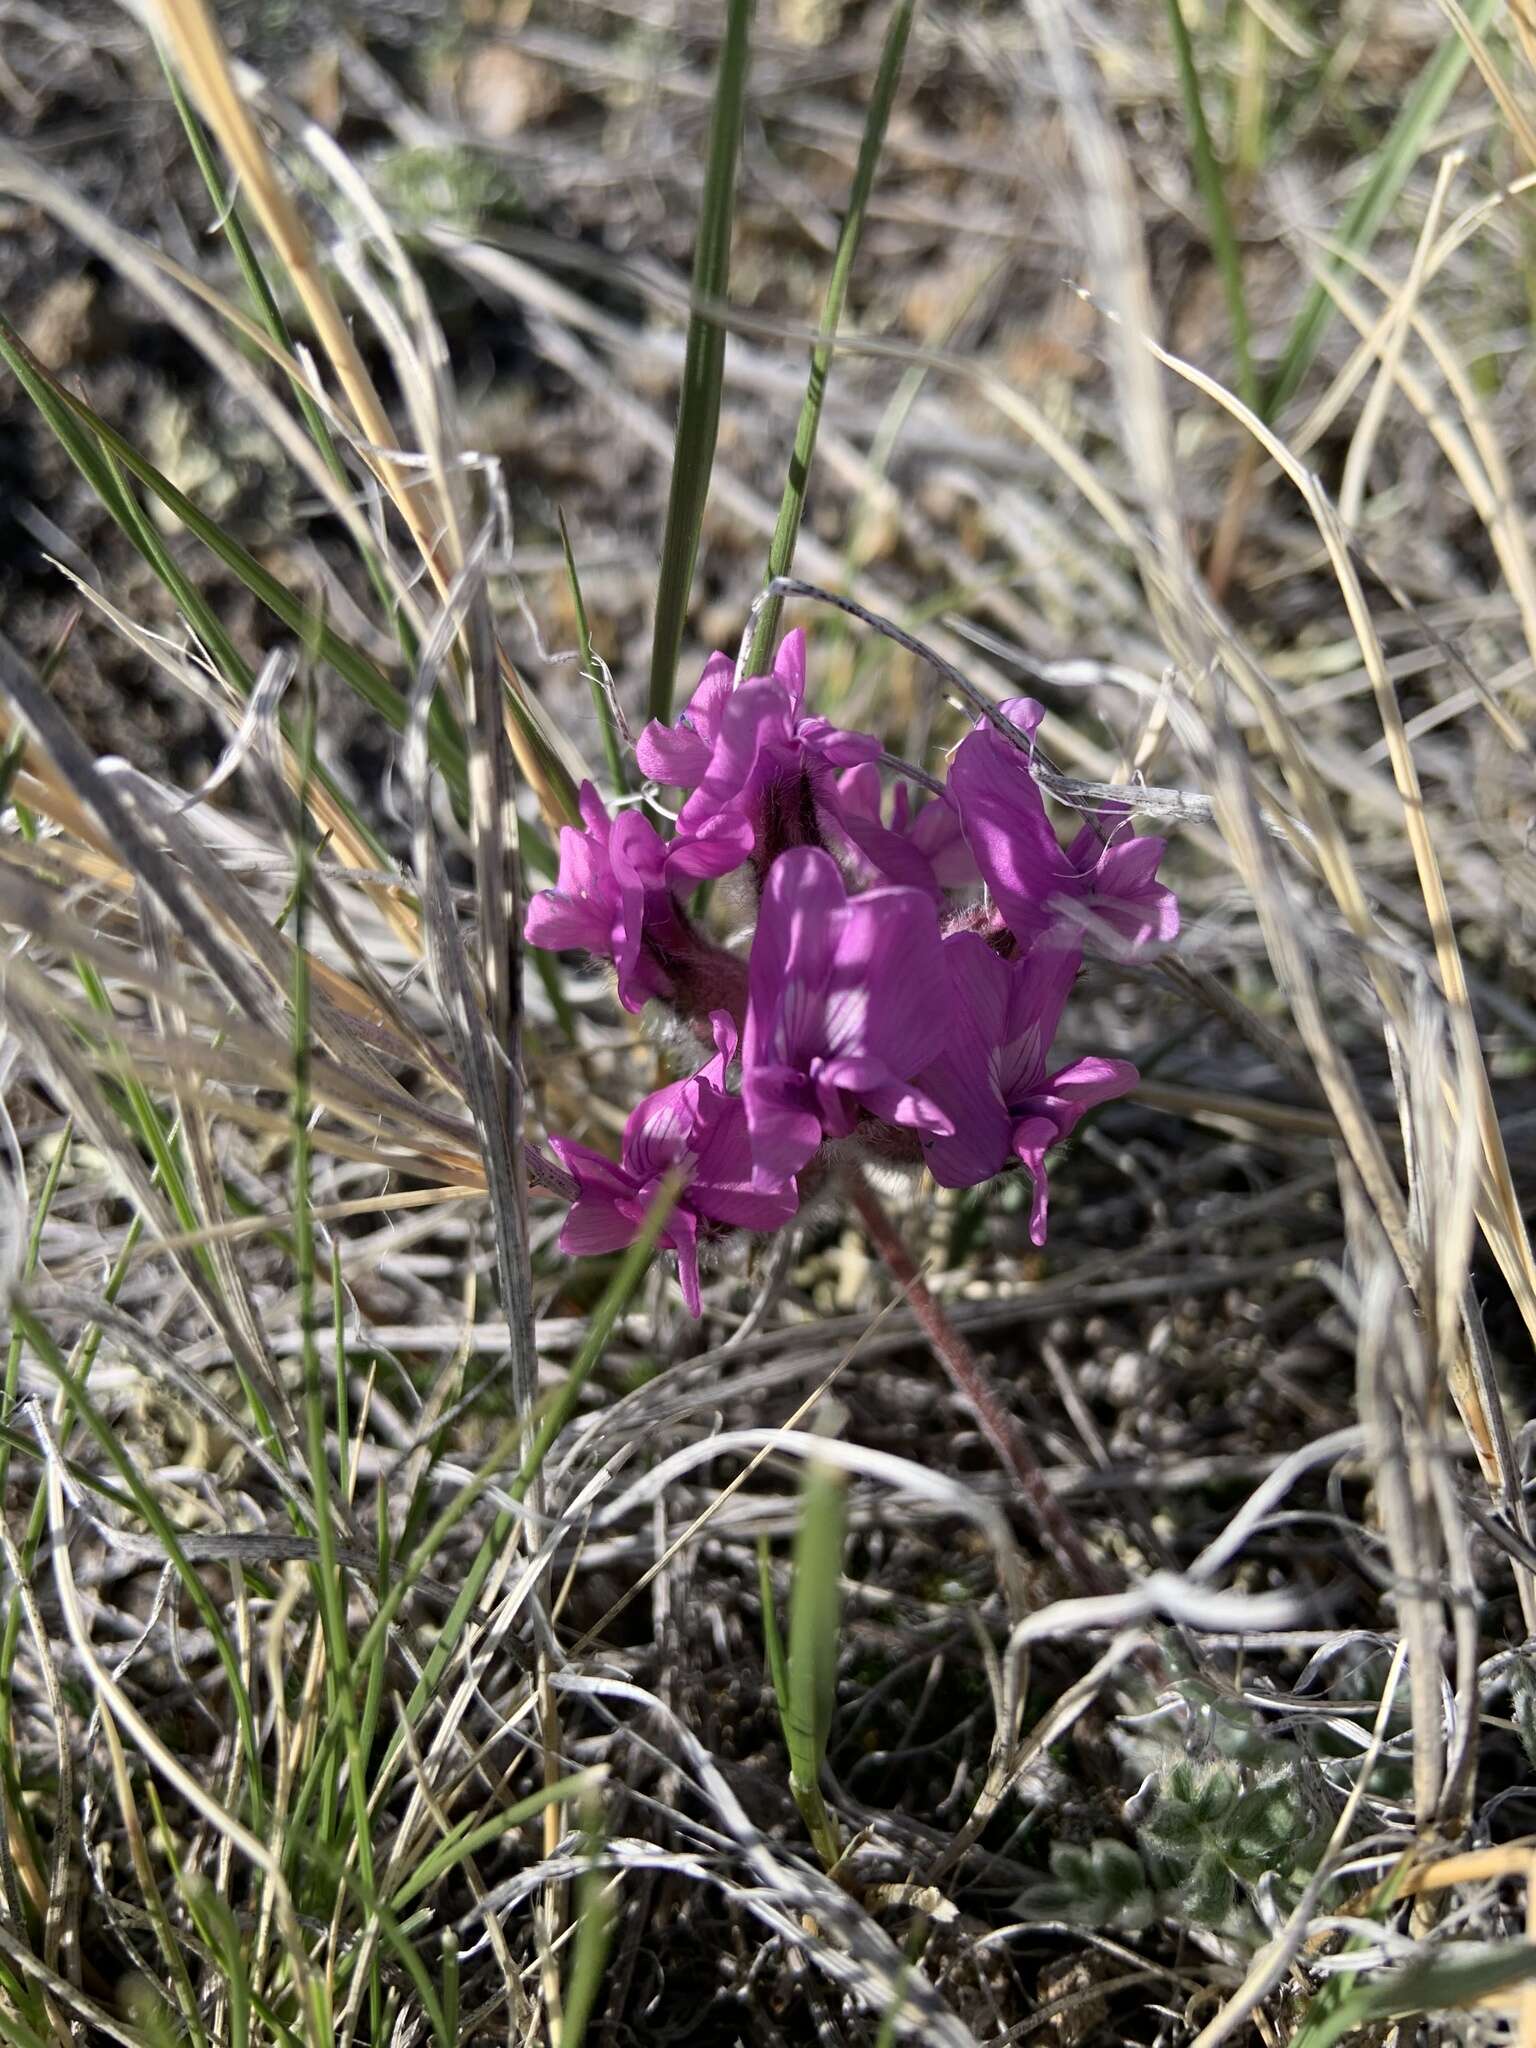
[845, 1168, 1113, 1598]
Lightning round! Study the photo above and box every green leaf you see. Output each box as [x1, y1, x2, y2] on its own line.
[1231, 1777, 1305, 1856]
[1189, 1762, 1241, 1826]
[646, 0, 753, 723]
[1181, 1846, 1235, 1926]
[1092, 1838, 1150, 1908]
[1050, 1843, 1093, 1888]
[746, 0, 915, 671]
[1142, 1800, 1199, 1851]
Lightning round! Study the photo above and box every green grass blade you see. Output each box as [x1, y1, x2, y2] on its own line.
[783, 1456, 846, 1869]
[504, 669, 583, 827]
[389, 1770, 597, 1912]
[747, 0, 915, 671]
[559, 508, 627, 792]
[1264, 0, 1497, 417]
[646, 0, 753, 723]
[560, 1790, 616, 2048]
[1163, 0, 1258, 412]
[162, 57, 315, 412]
[0, 321, 252, 694]
[757, 1535, 791, 1708]
[0, 1120, 71, 1506]
[289, 682, 382, 2023]
[396, 1175, 682, 1709]
[1293, 1939, 1536, 2048]
[159, 52, 413, 655]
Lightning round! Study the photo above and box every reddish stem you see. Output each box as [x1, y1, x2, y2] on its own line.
[845, 1167, 1114, 1599]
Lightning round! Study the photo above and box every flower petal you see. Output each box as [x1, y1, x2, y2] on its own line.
[771, 627, 807, 712]
[909, 791, 978, 888]
[745, 847, 847, 1069]
[637, 718, 713, 789]
[912, 935, 1021, 1188]
[691, 1097, 800, 1226]
[636, 651, 737, 788]
[523, 883, 610, 957]
[823, 883, 950, 1075]
[666, 1206, 703, 1316]
[676, 680, 798, 836]
[741, 1061, 824, 1188]
[799, 715, 881, 769]
[919, 1107, 1011, 1189]
[1024, 1056, 1139, 1148]
[1041, 1054, 1140, 1108]
[549, 1136, 634, 1203]
[622, 1072, 701, 1182]
[827, 777, 944, 898]
[559, 1200, 641, 1257]
[991, 944, 1081, 1104]
[858, 1075, 954, 1138]
[1074, 831, 1180, 949]
[949, 721, 1068, 944]
[665, 809, 756, 881]
[1009, 1113, 1060, 1244]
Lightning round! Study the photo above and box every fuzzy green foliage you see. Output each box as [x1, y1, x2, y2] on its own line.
[1142, 1758, 1320, 1916]
[373, 145, 523, 232]
[1019, 1836, 1158, 1933]
[1019, 1755, 1322, 1942]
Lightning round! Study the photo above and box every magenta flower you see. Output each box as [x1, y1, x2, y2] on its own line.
[949, 701, 1178, 953]
[637, 631, 809, 791]
[1054, 821, 1181, 952]
[832, 761, 978, 898]
[638, 632, 879, 868]
[525, 783, 749, 1013]
[741, 847, 953, 1187]
[550, 1014, 797, 1315]
[916, 933, 1138, 1237]
[634, 650, 737, 789]
[536, 634, 1180, 1303]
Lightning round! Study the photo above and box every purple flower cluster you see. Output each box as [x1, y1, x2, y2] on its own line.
[527, 631, 1178, 1310]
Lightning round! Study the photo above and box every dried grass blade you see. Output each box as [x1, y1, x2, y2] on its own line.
[1124, 319, 1536, 1394]
[153, 0, 450, 578]
[1, 966, 295, 1434]
[405, 549, 538, 1442]
[1426, 0, 1536, 167]
[463, 567, 538, 1430]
